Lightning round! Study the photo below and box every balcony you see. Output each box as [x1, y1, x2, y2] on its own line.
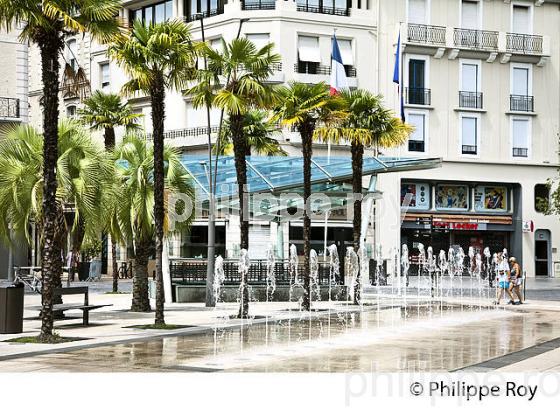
[147, 126, 220, 141]
[506, 33, 543, 55]
[296, 4, 350, 17]
[459, 91, 483, 110]
[0, 97, 20, 119]
[462, 145, 477, 155]
[453, 28, 498, 51]
[405, 87, 431, 106]
[406, 23, 446, 46]
[510, 95, 534, 112]
[408, 140, 425, 152]
[241, 0, 276, 10]
[294, 62, 356, 77]
[185, 6, 224, 22]
[512, 147, 528, 158]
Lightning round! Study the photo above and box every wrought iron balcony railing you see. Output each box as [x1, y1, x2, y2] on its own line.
[406, 23, 446, 46]
[510, 95, 534, 112]
[453, 28, 499, 51]
[459, 91, 483, 109]
[294, 63, 356, 77]
[462, 145, 477, 155]
[147, 125, 221, 141]
[296, 4, 350, 17]
[513, 147, 528, 158]
[405, 87, 431, 105]
[242, 0, 276, 10]
[0, 97, 20, 119]
[408, 140, 425, 152]
[185, 6, 225, 22]
[506, 33, 543, 55]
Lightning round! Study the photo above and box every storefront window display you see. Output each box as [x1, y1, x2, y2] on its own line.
[435, 184, 469, 211]
[401, 182, 430, 210]
[474, 185, 508, 212]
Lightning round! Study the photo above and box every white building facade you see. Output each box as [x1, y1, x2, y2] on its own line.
[24, 0, 560, 278]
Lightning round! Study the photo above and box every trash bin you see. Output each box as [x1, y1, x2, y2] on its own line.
[0, 282, 25, 334]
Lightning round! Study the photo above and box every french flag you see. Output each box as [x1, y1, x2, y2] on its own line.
[330, 34, 348, 95]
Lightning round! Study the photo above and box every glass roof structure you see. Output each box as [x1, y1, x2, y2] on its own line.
[180, 155, 442, 203]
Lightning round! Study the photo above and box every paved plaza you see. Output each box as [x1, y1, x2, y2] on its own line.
[0, 278, 559, 373]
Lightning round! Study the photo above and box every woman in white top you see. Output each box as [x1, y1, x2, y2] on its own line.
[495, 252, 515, 304]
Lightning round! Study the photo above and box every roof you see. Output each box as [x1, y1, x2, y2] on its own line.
[179, 155, 442, 204]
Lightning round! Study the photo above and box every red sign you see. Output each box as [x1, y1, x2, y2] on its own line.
[432, 221, 479, 230]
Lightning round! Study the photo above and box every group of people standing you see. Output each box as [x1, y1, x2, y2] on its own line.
[494, 252, 524, 305]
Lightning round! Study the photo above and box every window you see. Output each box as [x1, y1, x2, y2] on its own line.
[336, 38, 354, 76]
[210, 37, 223, 52]
[66, 39, 77, 71]
[100, 63, 110, 91]
[297, 35, 321, 74]
[407, 0, 427, 24]
[510, 65, 533, 112]
[461, 0, 480, 29]
[246, 33, 270, 50]
[461, 116, 478, 155]
[460, 61, 482, 109]
[407, 112, 426, 152]
[131, 1, 173, 25]
[535, 184, 550, 213]
[185, 0, 224, 21]
[66, 105, 77, 118]
[512, 4, 531, 34]
[297, 0, 349, 15]
[512, 118, 530, 158]
[407, 58, 429, 105]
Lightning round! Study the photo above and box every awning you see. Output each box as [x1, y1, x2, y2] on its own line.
[337, 39, 353, 66]
[298, 36, 321, 63]
[246, 33, 270, 50]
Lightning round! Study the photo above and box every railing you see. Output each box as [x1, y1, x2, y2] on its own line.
[513, 147, 528, 158]
[147, 125, 221, 141]
[296, 4, 350, 17]
[408, 140, 425, 152]
[294, 63, 356, 77]
[459, 91, 483, 109]
[510, 95, 534, 112]
[185, 6, 225, 22]
[170, 258, 345, 285]
[405, 87, 431, 105]
[0, 97, 20, 119]
[453, 28, 499, 51]
[406, 23, 446, 46]
[506, 33, 543, 55]
[242, 0, 276, 10]
[462, 145, 477, 155]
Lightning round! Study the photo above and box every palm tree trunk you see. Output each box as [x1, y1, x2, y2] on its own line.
[151, 74, 166, 325]
[131, 238, 151, 312]
[300, 125, 313, 311]
[104, 126, 116, 149]
[37, 33, 63, 341]
[351, 141, 364, 305]
[111, 240, 119, 293]
[231, 114, 250, 318]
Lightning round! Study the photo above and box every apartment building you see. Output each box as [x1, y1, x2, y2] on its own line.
[0, 27, 29, 279]
[25, 0, 560, 277]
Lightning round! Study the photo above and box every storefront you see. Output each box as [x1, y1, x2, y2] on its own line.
[401, 180, 518, 267]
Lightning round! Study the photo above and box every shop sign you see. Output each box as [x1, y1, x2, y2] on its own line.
[432, 221, 484, 230]
[522, 220, 534, 233]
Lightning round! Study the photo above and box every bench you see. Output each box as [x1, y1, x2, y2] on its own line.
[31, 286, 112, 326]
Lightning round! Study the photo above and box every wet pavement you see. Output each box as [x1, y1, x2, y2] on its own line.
[2, 302, 560, 373]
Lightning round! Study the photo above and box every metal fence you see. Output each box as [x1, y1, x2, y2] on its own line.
[242, 0, 276, 10]
[459, 91, 483, 109]
[0, 97, 20, 118]
[510, 95, 534, 112]
[506, 33, 543, 55]
[407, 23, 446, 46]
[453, 28, 499, 51]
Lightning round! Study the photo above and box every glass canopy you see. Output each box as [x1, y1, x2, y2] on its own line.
[180, 155, 442, 203]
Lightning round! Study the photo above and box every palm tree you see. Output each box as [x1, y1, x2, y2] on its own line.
[112, 134, 194, 312]
[273, 82, 346, 311]
[0, 0, 121, 341]
[188, 37, 281, 318]
[108, 20, 198, 324]
[316, 89, 412, 303]
[0, 120, 112, 323]
[78, 91, 143, 292]
[216, 110, 286, 156]
[79, 91, 142, 149]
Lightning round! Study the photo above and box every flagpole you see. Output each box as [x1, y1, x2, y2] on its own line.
[328, 28, 337, 164]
